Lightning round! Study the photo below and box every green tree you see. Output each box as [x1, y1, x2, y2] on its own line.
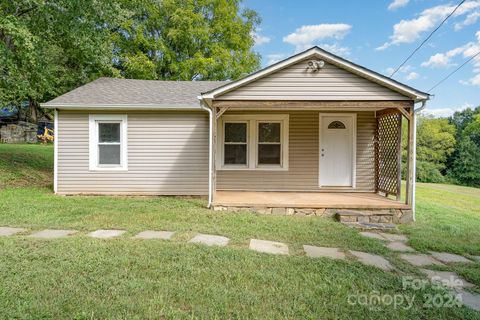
[414, 116, 456, 182]
[1, 0, 261, 122]
[449, 114, 480, 187]
[0, 0, 121, 122]
[112, 0, 261, 80]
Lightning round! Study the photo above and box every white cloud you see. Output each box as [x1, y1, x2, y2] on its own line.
[423, 30, 480, 87]
[455, 11, 480, 30]
[267, 53, 287, 65]
[383, 65, 413, 77]
[252, 31, 271, 46]
[405, 71, 419, 80]
[318, 43, 351, 57]
[283, 23, 352, 51]
[388, 0, 409, 11]
[423, 102, 473, 117]
[376, 1, 480, 50]
[420, 46, 467, 68]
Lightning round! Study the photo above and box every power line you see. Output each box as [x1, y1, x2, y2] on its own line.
[389, 0, 466, 78]
[428, 51, 480, 93]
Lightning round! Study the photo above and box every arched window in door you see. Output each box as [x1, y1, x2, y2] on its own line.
[327, 120, 346, 129]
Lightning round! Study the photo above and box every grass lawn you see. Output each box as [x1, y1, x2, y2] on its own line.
[0, 144, 479, 319]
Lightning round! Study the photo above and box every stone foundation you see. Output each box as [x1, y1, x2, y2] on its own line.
[212, 206, 413, 224]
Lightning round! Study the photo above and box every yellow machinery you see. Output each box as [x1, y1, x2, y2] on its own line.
[37, 127, 54, 143]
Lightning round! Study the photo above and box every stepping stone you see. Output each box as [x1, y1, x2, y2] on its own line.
[29, 229, 77, 239]
[472, 256, 480, 262]
[400, 254, 444, 267]
[249, 239, 289, 255]
[134, 230, 175, 240]
[0, 227, 27, 236]
[359, 231, 387, 241]
[303, 245, 346, 260]
[421, 269, 474, 289]
[386, 241, 415, 252]
[189, 234, 229, 247]
[458, 290, 480, 311]
[87, 229, 126, 239]
[378, 232, 408, 242]
[349, 250, 393, 271]
[429, 251, 472, 264]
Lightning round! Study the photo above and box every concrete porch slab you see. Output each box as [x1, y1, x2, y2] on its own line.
[214, 191, 409, 209]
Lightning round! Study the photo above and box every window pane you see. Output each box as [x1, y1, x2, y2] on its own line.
[258, 144, 281, 165]
[259, 123, 280, 142]
[99, 145, 121, 164]
[224, 144, 247, 165]
[99, 123, 120, 143]
[224, 123, 247, 143]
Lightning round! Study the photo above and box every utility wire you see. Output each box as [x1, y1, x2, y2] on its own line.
[428, 50, 480, 92]
[389, 0, 466, 78]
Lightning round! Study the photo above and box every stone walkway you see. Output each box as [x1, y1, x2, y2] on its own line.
[1, 226, 479, 311]
[358, 229, 480, 311]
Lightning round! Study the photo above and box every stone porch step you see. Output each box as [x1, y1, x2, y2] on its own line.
[336, 209, 413, 224]
[342, 222, 397, 230]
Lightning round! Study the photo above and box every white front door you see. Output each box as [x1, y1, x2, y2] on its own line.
[319, 114, 356, 187]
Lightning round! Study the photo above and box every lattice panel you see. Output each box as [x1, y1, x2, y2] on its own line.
[375, 111, 402, 198]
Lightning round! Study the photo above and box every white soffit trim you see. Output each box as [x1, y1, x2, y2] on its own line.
[201, 47, 429, 101]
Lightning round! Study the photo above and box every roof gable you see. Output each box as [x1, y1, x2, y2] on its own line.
[201, 47, 429, 102]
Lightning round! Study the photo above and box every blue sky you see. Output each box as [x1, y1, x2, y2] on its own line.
[243, 0, 480, 117]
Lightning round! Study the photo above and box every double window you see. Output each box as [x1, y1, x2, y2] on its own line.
[89, 115, 128, 171]
[218, 115, 289, 170]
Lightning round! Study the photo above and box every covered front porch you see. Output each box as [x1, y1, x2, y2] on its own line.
[209, 101, 416, 218]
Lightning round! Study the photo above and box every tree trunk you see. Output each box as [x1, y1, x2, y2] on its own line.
[28, 98, 38, 123]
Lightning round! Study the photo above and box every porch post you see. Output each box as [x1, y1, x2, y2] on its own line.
[212, 106, 217, 205]
[406, 107, 415, 214]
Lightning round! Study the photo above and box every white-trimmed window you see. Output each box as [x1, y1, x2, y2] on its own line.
[218, 115, 289, 170]
[89, 115, 128, 171]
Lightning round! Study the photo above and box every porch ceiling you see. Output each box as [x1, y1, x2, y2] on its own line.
[213, 191, 410, 209]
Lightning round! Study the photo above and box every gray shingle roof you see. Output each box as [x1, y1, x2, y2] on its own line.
[42, 77, 228, 108]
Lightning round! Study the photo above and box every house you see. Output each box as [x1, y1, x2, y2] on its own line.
[41, 47, 429, 224]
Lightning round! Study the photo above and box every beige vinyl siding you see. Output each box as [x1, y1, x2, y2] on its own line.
[216, 110, 375, 192]
[57, 110, 209, 195]
[217, 60, 409, 101]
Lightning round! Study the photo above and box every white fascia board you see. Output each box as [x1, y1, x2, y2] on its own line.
[201, 47, 429, 101]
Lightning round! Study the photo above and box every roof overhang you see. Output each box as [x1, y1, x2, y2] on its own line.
[40, 103, 202, 110]
[200, 47, 430, 102]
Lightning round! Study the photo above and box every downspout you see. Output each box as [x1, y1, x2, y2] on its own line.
[411, 100, 427, 221]
[54, 108, 58, 194]
[199, 99, 213, 208]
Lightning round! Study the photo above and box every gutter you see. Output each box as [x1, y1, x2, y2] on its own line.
[198, 98, 213, 208]
[411, 100, 427, 221]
